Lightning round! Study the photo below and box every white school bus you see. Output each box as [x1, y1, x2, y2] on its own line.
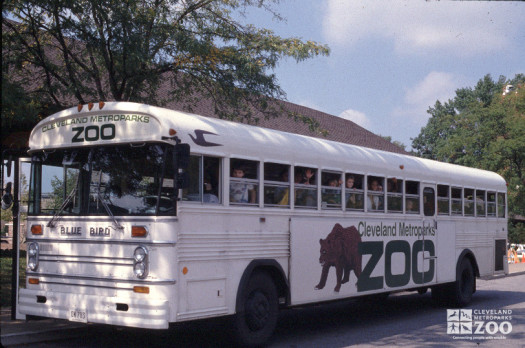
[19, 102, 508, 346]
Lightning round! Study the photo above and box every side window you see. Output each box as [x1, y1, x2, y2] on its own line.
[464, 188, 474, 216]
[387, 178, 403, 213]
[345, 173, 364, 211]
[497, 193, 506, 218]
[182, 155, 220, 204]
[451, 187, 462, 215]
[230, 158, 258, 205]
[367, 175, 384, 212]
[264, 163, 290, 208]
[476, 190, 486, 217]
[437, 185, 450, 215]
[423, 187, 435, 216]
[321, 171, 342, 209]
[405, 181, 420, 214]
[487, 191, 496, 217]
[294, 166, 317, 208]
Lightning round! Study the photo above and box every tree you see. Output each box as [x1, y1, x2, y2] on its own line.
[1, 0, 329, 140]
[412, 74, 525, 243]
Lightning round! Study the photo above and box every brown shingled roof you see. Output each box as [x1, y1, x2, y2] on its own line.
[162, 90, 409, 155]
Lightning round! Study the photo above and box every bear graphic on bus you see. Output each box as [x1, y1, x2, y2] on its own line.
[315, 223, 362, 292]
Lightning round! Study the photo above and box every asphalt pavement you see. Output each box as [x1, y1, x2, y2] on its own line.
[2, 262, 525, 347]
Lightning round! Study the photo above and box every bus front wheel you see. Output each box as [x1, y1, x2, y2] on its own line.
[233, 272, 279, 347]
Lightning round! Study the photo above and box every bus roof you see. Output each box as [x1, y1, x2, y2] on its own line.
[29, 102, 506, 191]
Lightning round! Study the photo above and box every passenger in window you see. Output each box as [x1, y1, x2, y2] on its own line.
[323, 178, 341, 206]
[274, 170, 290, 205]
[230, 166, 256, 204]
[203, 176, 219, 203]
[367, 179, 383, 211]
[345, 175, 358, 208]
[302, 168, 315, 185]
[295, 169, 316, 207]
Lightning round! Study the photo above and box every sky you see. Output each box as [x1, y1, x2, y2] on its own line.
[242, 0, 525, 149]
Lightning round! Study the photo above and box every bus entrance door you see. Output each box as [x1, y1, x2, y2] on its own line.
[419, 184, 438, 286]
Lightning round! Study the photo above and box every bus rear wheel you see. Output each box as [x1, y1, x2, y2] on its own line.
[451, 258, 475, 307]
[233, 272, 279, 347]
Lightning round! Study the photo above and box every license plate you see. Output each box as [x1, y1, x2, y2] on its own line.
[69, 308, 87, 323]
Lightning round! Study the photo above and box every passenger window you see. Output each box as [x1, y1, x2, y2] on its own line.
[423, 187, 435, 216]
[497, 193, 506, 218]
[476, 190, 486, 217]
[345, 173, 364, 211]
[487, 192, 496, 217]
[182, 155, 221, 204]
[230, 159, 258, 205]
[405, 181, 420, 214]
[437, 185, 450, 215]
[451, 187, 462, 215]
[294, 166, 317, 208]
[464, 188, 474, 216]
[321, 171, 342, 209]
[264, 163, 290, 208]
[387, 178, 403, 213]
[367, 176, 384, 212]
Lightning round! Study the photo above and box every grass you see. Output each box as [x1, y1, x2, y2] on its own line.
[1, 253, 26, 308]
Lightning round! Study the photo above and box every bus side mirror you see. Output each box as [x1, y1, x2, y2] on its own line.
[175, 144, 190, 170]
[173, 144, 190, 189]
[1, 182, 13, 210]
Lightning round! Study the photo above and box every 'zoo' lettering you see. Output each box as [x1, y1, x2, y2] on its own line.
[72, 124, 115, 143]
[357, 240, 435, 292]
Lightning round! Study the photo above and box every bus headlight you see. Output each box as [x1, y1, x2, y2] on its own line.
[28, 242, 39, 271]
[133, 246, 148, 279]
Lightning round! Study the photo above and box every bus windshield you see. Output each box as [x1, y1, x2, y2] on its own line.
[28, 144, 175, 217]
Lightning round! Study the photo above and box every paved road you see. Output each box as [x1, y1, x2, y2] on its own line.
[10, 272, 524, 348]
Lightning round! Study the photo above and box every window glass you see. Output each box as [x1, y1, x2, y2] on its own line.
[387, 178, 403, 213]
[451, 187, 462, 215]
[437, 185, 450, 215]
[182, 156, 221, 204]
[345, 173, 364, 211]
[321, 171, 342, 209]
[230, 159, 258, 205]
[464, 188, 474, 216]
[487, 191, 496, 217]
[294, 166, 317, 208]
[28, 145, 175, 216]
[497, 193, 506, 218]
[476, 190, 486, 217]
[423, 187, 435, 216]
[367, 176, 384, 212]
[405, 181, 420, 214]
[264, 163, 290, 207]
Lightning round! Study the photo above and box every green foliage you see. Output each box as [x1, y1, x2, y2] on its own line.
[2, 0, 330, 138]
[412, 74, 525, 240]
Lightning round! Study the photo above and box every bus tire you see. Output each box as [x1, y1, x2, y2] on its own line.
[450, 258, 475, 307]
[233, 272, 279, 347]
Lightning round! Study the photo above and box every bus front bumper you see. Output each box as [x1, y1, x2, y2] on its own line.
[18, 289, 170, 329]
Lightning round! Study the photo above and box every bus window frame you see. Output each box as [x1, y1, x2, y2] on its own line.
[263, 162, 291, 208]
[405, 180, 420, 215]
[229, 157, 260, 207]
[476, 189, 486, 217]
[321, 170, 343, 210]
[464, 187, 475, 217]
[344, 172, 365, 212]
[437, 184, 450, 216]
[366, 174, 385, 213]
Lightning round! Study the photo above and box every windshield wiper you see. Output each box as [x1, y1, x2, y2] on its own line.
[47, 174, 79, 228]
[95, 171, 124, 230]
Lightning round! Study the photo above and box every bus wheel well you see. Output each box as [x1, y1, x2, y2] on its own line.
[458, 249, 480, 278]
[236, 260, 289, 311]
